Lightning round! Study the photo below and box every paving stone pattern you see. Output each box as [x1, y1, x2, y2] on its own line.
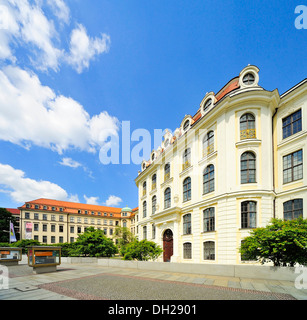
[0, 262, 306, 300]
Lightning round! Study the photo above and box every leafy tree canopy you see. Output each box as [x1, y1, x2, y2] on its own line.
[0, 208, 18, 242]
[240, 218, 307, 267]
[69, 227, 118, 257]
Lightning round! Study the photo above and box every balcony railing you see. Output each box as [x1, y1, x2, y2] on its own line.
[203, 144, 214, 158]
[240, 129, 256, 140]
[164, 172, 170, 181]
[182, 161, 191, 171]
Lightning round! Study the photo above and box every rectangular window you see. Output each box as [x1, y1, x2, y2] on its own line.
[59, 225, 64, 233]
[203, 241, 215, 260]
[43, 224, 47, 232]
[34, 223, 39, 231]
[241, 201, 257, 229]
[282, 109, 302, 139]
[183, 214, 192, 235]
[183, 243, 192, 259]
[51, 236, 55, 244]
[43, 214, 47, 221]
[283, 199, 303, 220]
[25, 212, 30, 219]
[43, 236, 47, 243]
[283, 149, 303, 184]
[51, 224, 56, 232]
[34, 213, 39, 220]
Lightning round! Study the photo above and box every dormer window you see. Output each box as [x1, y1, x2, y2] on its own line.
[183, 120, 190, 131]
[243, 73, 255, 85]
[203, 98, 212, 112]
[151, 152, 155, 161]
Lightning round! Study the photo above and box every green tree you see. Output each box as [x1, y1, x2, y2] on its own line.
[240, 218, 307, 267]
[70, 227, 118, 257]
[113, 226, 135, 249]
[120, 239, 163, 261]
[0, 208, 18, 242]
[14, 239, 40, 254]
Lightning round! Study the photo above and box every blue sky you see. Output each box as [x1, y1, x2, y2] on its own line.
[0, 0, 306, 210]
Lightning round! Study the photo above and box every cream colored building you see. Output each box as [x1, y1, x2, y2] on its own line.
[19, 198, 133, 244]
[135, 65, 307, 265]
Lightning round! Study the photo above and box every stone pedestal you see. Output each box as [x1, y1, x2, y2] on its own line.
[33, 266, 57, 274]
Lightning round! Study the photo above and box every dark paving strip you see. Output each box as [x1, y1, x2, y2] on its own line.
[39, 272, 296, 301]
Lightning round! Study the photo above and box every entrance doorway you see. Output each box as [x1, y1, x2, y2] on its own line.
[163, 229, 173, 262]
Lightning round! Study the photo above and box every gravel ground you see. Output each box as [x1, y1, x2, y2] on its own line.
[39, 273, 295, 300]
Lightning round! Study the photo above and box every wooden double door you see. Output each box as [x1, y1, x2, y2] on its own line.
[163, 229, 173, 262]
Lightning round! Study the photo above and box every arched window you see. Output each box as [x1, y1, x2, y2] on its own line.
[182, 148, 191, 170]
[183, 213, 192, 235]
[152, 195, 157, 215]
[183, 177, 191, 202]
[283, 199, 303, 220]
[241, 152, 256, 183]
[164, 163, 170, 181]
[203, 241, 215, 260]
[152, 174, 157, 190]
[143, 201, 147, 218]
[203, 131, 214, 156]
[241, 201, 256, 228]
[142, 181, 147, 196]
[203, 208, 215, 232]
[183, 242, 192, 259]
[164, 187, 171, 209]
[203, 165, 214, 194]
[240, 113, 256, 139]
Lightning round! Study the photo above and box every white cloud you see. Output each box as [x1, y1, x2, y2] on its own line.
[105, 195, 122, 207]
[66, 24, 110, 73]
[0, 65, 120, 154]
[0, 0, 110, 72]
[84, 195, 99, 205]
[46, 0, 70, 25]
[1, 0, 63, 71]
[0, 163, 71, 203]
[59, 157, 81, 168]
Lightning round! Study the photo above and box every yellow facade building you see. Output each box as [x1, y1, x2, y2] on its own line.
[135, 65, 307, 265]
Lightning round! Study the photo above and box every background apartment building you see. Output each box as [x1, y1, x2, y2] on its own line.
[135, 65, 307, 265]
[19, 198, 135, 244]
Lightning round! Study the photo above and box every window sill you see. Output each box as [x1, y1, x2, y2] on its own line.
[235, 139, 261, 148]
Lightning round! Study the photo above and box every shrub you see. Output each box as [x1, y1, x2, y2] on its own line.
[121, 239, 163, 261]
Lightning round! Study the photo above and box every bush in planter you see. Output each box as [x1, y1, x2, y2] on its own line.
[240, 217, 307, 267]
[120, 239, 163, 261]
